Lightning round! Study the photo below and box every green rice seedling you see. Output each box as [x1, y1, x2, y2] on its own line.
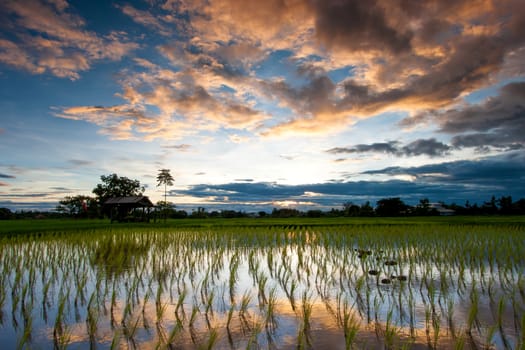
[189, 304, 199, 329]
[53, 293, 71, 350]
[166, 318, 183, 347]
[229, 257, 239, 304]
[289, 279, 297, 312]
[257, 272, 268, 307]
[17, 315, 32, 350]
[201, 328, 218, 350]
[54, 291, 68, 331]
[86, 292, 99, 343]
[297, 291, 313, 349]
[424, 304, 432, 347]
[200, 271, 211, 307]
[175, 287, 187, 319]
[432, 311, 441, 349]
[467, 288, 479, 337]
[226, 301, 236, 331]
[372, 295, 381, 326]
[453, 328, 467, 350]
[1, 222, 525, 349]
[142, 288, 151, 316]
[342, 300, 360, 350]
[11, 291, 20, 330]
[245, 319, 263, 350]
[110, 284, 118, 328]
[110, 329, 122, 350]
[517, 314, 525, 350]
[53, 326, 72, 350]
[447, 296, 457, 341]
[266, 251, 275, 278]
[155, 283, 168, 324]
[239, 290, 252, 328]
[517, 274, 525, 303]
[494, 295, 514, 349]
[205, 289, 215, 317]
[0, 284, 5, 325]
[484, 325, 497, 349]
[122, 296, 133, 321]
[384, 307, 399, 350]
[265, 286, 278, 331]
[122, 314, 141, 348]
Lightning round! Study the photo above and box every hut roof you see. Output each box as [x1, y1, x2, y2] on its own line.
[104, 196, 154, 207]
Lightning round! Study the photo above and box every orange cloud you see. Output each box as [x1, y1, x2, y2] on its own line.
[56, 58, 270, 140]
[0, 0, 138, 80]
[117, 3, 173, 36]
[47, 0, 525, 139]
[152, 0, 522, 136]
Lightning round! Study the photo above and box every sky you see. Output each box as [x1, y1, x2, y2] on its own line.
[1, 0, 525, 213]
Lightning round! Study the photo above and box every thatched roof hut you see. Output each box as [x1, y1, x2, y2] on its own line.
[104, 196, 154, 222]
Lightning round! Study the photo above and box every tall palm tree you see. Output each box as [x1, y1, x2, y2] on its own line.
[157, 169, 174, 221]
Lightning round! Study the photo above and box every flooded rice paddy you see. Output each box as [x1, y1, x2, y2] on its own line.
[0, 224, 524, 349]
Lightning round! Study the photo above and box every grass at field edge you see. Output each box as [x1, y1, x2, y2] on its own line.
[2, 215, 525, 235]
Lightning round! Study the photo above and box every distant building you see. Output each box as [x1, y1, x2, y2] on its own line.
[104, 196, 154, 222]
[429, 203, 455, 216]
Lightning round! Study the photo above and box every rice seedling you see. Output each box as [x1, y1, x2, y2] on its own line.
[432, 310, 441, 349]
[297, 291, 313, 349]
[466, 288, 480, 338]
[122, 314, 141, 348]
[110, 328, 122, 350]
[0, 222, 523, 349]
[189, 304, 199, 329]
[265, 286, 278, 332]
[384, 307, 399, 350]
[239, 289, 253, 331]
[341, 300, 360, 350]
[86, 292, 99, 343]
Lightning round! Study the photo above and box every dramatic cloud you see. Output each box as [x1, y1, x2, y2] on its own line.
[174, 152, 525, 210]
[2, 1, 525, 212]
[402, 82, 525, 151]
[327, 138, 451, 157]
[0, 0, 138, 79]
[401, 139, 452, 157]
[56, 105, 153, 140]
[43, 0, 524, 139]
[311, 1, 412, 54]
[362, 152, 525, 189]
[271, 1, 524, 134]
[57, 58, 270, 140]
[327, 142, 399, 155]
[117, 3, 173, 36]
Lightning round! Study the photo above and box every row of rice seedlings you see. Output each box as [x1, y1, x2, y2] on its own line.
[0, 224, 524, 348]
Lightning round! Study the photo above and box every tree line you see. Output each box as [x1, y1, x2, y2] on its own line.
[1, 172, 525, 220]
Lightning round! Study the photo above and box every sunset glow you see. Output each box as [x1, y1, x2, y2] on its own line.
[1, 0, 524, 212]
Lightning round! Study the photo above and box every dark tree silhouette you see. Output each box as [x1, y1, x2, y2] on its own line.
[92, 173, 144, 205]
[0, 207, 13, 220]
[375, 197, 409, 216]
[57, 195, 97, 218]
[157, 169, 174, 222]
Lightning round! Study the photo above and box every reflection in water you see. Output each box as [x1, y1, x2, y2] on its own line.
[0, 225, 524, 349]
